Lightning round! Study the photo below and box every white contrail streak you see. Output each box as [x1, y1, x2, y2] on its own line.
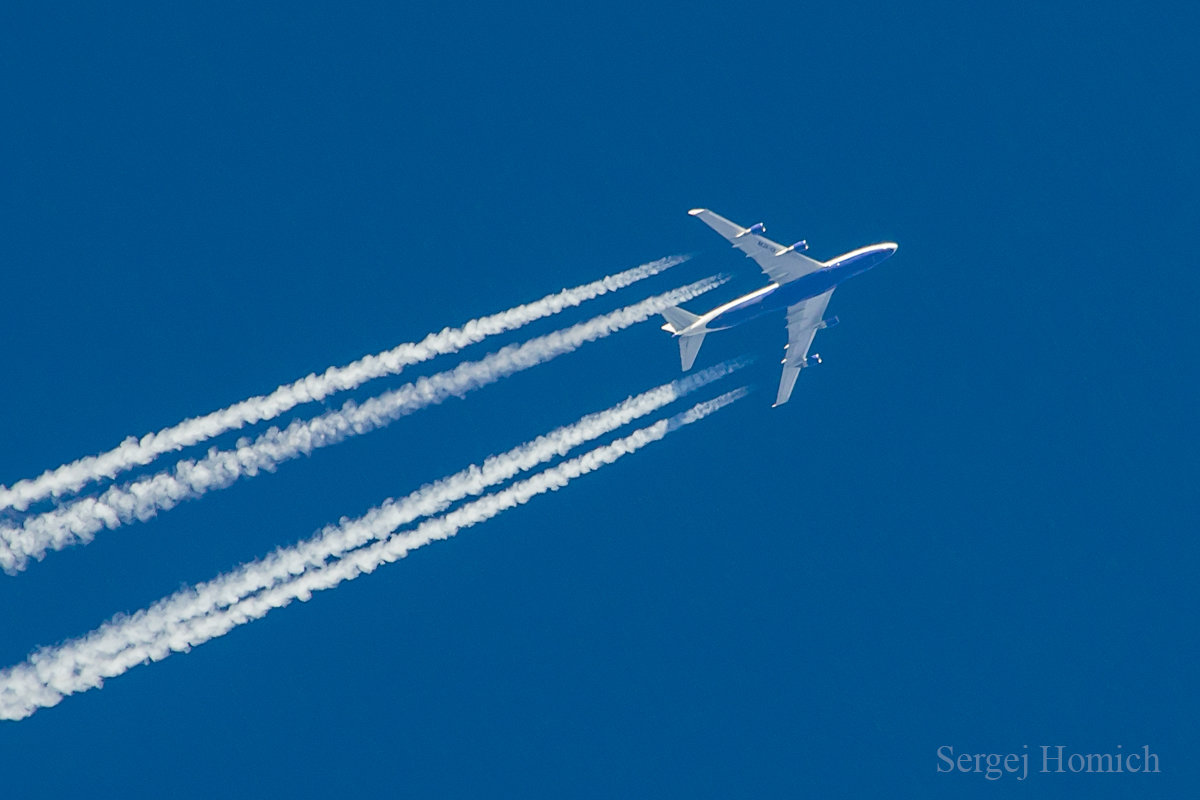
[94, 361, 747, 634]
[0, 256, 688, 513]
[0, 367, 744, 711]
[33, 362, 745, 661]
[0, 388, 745, 721]
[0, 276, 726, 574]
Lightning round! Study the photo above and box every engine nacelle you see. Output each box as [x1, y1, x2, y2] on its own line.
[775, 239, 809, 256]
[737, 222, 767, 238]
[817, 315, 839, 330]
[782, 353, 823, 367]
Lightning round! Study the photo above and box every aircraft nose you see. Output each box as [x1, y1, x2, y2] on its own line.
[876, 242, 898, 265]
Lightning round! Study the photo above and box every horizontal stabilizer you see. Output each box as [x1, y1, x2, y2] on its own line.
[678, 332, 706, 371]
[660, 306, 701, 334]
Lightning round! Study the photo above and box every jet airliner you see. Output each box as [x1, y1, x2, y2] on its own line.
[661, 208, 897, 406]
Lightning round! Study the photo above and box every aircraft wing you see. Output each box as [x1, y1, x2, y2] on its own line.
[689, 208, 825, 285]
[775, 288, 835, 406]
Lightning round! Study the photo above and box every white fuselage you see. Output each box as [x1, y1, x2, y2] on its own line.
[676, 243, 897, 336]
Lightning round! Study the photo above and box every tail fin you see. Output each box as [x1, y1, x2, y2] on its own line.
[659, 306, 701, 334]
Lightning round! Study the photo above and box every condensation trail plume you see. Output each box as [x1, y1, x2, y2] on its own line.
[89, 360, 748, 640]
[0, 256, 688, 512]
[0, 388, 746, 721]
[0, 368, 745, 714]
[0, 276, 727, 574]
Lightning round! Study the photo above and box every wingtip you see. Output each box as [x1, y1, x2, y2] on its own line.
[687, 208, 706, 216]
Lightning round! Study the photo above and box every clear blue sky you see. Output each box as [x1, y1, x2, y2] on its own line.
[1, 2, 1196, 797]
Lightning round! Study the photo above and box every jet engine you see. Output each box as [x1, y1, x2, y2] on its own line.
[775, 239, 809, 255]
[735, 222, 766, 238]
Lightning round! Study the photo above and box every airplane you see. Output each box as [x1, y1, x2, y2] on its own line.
[661, 208, 897, 406]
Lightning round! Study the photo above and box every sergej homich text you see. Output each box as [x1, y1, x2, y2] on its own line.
[936, 745, 1160, 780]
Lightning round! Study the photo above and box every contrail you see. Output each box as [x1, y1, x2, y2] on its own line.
[0, 276, 727, 574]
[0, 256, 688, 513]
[0, 366, 745, 704]
[86, 361, 748, 635]
[0, 388, 745, 721]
